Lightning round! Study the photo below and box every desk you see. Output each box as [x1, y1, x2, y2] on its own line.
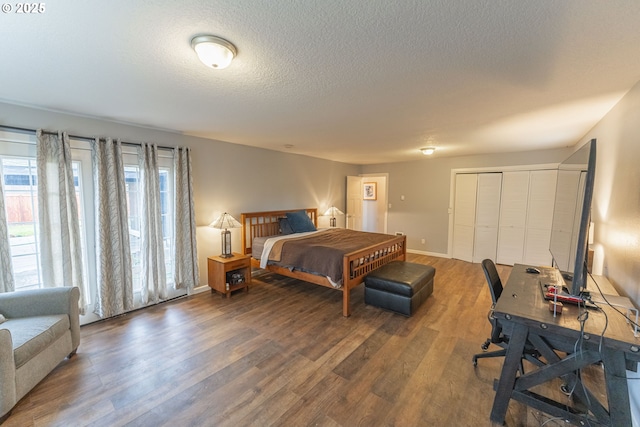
[490, 264, 640, 426]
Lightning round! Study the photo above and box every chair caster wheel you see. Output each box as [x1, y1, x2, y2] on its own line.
[472, 357, 478, 366]
[560, 383, 571, 395]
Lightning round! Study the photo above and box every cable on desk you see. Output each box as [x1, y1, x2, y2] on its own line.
[586, 269, 640, 331]
[566, 307, 588, 400]
[573, 309, 595, 409]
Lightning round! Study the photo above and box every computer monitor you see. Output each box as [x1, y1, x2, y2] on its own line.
[548, 139, 596, 297]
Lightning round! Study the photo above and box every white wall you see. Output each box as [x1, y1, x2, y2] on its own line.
[575, 78, 640, 427]
[0, 102, 359, 289]
[576, 80, 640, 308]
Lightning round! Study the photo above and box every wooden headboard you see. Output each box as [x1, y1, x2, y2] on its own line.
[240, 208, 318, 255]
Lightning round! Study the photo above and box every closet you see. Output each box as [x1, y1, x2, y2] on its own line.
[452, 169, 557, 266]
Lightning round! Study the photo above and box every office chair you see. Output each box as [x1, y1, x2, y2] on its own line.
[472, 259, 508, 366]
[472, 259, 545, 371]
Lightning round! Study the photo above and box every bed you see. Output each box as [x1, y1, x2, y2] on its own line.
[241, 208, 406, 316]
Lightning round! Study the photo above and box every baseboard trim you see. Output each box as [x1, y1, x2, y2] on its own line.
[407, 249, 449, 258]
[192, 285, 210, 295]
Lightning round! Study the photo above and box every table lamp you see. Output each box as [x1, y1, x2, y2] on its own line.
[323, 206, 344, 228]
[209, 212, 242, 258]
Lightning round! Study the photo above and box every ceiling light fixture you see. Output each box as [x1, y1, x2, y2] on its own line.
[191, 35, 237, 69]
[421, 147, 436, 155]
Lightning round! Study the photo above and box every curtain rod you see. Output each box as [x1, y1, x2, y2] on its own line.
[0, 124, 176, 151]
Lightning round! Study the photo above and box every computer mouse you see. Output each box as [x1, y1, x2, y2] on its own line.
[526, 267, 541, 274]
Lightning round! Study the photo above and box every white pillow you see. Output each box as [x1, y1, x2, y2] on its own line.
[0, 314, 6, 324]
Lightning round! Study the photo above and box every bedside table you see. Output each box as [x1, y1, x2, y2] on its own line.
[207, 253, 252, 298]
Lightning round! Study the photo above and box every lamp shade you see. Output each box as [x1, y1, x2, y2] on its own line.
[323, 206, 344, 217]
[209, 212, 241, 230]
[191, 35, 237, 69]
[323, 206, 344, 227]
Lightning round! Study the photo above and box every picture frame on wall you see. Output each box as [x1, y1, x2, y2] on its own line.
[363, 182, 377, 200]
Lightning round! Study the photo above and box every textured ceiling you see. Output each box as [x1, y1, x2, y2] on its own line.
[1, 1, 640, 164]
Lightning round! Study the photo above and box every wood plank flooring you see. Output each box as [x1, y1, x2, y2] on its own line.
[3, 255, 607, 427]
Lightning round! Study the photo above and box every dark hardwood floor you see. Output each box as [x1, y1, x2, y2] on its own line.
[3, 255, 606, 427]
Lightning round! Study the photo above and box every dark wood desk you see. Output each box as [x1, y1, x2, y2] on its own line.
[490, 264, 640, 426]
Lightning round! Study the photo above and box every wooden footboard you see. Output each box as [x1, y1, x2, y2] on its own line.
[341, 234, 406, 316]
[241, 209, 406, 317]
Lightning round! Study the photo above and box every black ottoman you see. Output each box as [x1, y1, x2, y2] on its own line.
[364, 261, 435, 316]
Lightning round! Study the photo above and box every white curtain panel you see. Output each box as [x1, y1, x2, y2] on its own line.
[0, 176, 15, 293]
[174, 147, 199, 292]
[36, 130, 87, 312]
[92, 137, 134, 318]
[138, 143, 167, 304]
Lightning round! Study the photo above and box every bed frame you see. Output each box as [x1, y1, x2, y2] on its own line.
[240, 208, 406, 317]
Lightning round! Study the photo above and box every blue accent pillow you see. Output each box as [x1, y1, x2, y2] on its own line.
[278, 217, 295, 235]
[286, 210, 317, 233]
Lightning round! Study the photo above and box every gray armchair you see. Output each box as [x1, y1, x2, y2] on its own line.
[0, 287, 80, 422]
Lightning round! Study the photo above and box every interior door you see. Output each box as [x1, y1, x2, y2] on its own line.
[497, 171, 530, 265]
[452, 173, 478, 262]
[473, 173, 502, 263]
[523, 170, 557, 266]
[346, 176, 363, 230]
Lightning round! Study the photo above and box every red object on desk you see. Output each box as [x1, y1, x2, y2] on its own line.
[543, 285, 584, 304]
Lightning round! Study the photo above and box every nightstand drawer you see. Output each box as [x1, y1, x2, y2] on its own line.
[225, 259, 249, 270]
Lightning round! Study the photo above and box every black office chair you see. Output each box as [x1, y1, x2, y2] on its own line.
[472, 259, 544, 370]
[472, 259, 508, 366]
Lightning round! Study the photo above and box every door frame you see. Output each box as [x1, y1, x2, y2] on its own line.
[347, 173, 389, 233]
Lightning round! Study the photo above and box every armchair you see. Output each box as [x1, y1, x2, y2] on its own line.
[0, 287, 80, 422]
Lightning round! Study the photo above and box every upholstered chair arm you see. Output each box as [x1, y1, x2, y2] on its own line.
[0, 288, 78, 317]
[0, 287, 81, 351]
[0, 328, 17, 419]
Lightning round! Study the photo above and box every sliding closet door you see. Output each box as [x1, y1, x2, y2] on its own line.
[472, 173, 502, 263]
[522, 170, 557, 265]
[497, 171, 529, 265]
[452, 174, 477, 262]
[452, 168, 557, 266]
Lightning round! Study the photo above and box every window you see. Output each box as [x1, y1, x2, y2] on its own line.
[122, 154, 175, 291]
[1, 158, 40, 290]
[0, 156, 85, 291]
[160, 168, 175, 283]
[1, 130, 182, 324]
[124, 165, 142, 287]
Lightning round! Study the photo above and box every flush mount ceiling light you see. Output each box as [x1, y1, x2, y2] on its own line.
[191, 35, 237, 69]
[420, 147, 436, 155]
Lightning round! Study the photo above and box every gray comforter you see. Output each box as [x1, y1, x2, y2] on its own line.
[264, 228, 395, 284]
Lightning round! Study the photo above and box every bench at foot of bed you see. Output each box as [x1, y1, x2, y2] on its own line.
[364, 261, 435, 317]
